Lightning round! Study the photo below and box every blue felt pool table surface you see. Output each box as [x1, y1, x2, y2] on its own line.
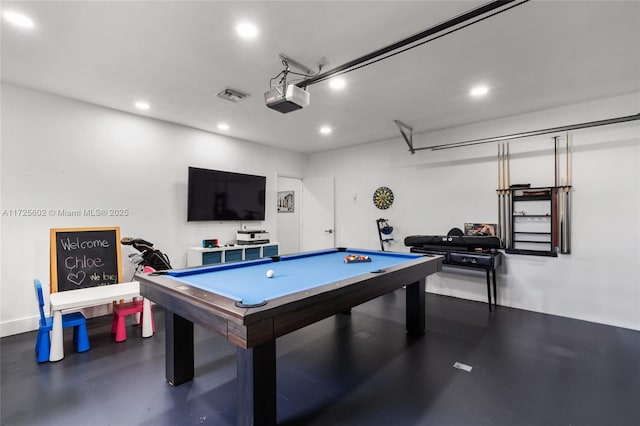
[167, 248, 424, 306]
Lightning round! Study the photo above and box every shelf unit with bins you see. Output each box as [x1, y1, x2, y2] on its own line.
[187, 242, 279, 267]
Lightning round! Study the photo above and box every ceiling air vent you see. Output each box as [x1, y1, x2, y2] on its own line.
[216, 87, 249, 103]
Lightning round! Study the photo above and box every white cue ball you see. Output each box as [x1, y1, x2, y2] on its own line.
[266, 269, 274, 278]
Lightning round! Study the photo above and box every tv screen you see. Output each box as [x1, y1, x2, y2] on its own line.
[187, 167, 266, 221]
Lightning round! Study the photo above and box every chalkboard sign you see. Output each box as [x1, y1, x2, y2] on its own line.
[50, 227, 123, 292]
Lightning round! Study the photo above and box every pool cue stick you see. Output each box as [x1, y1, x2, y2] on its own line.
[506, 142, 511, 248]
[559, 173, 564, 252]
[500, 144, 509, 247]
[564, 132, 571, 253]
[565, 133, 569, 187]
[497, 144, 502, 243]
[552, 136, 559, 251]
[500, 143, 504, 243]
[554, 136, 558, 186]
[558, 134, 566, 253]
[558, 133, 566, 253]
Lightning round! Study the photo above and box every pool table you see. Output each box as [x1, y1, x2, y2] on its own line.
[137, 248, 442, 426]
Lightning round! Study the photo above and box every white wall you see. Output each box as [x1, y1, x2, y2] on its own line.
[2, 83, 638, 336]
[276, 176, 302, 255]
[0, 83, 307, 336]
[307, 92, 640, 331]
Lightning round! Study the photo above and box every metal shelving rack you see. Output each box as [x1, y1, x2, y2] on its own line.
[507, 187, 556, 256]
[505, 185, 572, 257]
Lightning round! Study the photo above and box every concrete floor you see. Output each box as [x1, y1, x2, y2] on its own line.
[2, 291, 639, 426]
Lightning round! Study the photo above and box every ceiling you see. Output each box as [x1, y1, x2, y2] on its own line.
[2, 1, 639, 154]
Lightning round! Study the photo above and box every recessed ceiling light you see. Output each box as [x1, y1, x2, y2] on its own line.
[329, 78, 346, 91]
[217, 123, 230, 131]
[319, 126, 332, 135]
[135, 101, 150, 110]
[236, 21, 258, 39]
[470, 85, 489, 97]
[3, 10, 35, 29]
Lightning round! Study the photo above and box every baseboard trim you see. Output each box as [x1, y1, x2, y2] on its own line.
[1, 315, 39, 338]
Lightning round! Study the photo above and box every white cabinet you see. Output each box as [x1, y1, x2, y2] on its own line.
[187, 243, 279, 267]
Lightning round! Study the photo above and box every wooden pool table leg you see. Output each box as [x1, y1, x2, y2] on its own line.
[237, 340, 277, 426]
[405, 278, 426, 335]
[166, 312, 194, 386]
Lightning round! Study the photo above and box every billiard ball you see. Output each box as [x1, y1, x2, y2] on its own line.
[266, 269, 274, 278]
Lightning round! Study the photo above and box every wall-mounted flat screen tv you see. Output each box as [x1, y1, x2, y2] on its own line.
[187, 167, 266, 221]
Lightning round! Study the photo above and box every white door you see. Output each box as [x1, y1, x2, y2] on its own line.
[302, 177, 335, 251]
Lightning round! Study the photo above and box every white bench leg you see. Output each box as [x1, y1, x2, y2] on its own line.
[141, 299, 153, 338]
[49, 310, 64, 362]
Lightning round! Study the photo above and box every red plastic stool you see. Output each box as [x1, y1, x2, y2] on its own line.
[111, 300, 154, 342]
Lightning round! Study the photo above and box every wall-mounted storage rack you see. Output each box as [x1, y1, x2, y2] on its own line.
[497, 135, 572, 257]
[506, 186, 571, 257]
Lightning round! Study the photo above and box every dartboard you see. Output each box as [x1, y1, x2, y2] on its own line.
[373, 186, 394, 209]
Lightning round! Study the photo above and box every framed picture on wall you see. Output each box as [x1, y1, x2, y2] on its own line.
[278, 191, 294, 212]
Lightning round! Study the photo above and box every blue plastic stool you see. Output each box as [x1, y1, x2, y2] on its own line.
[34, 280, 90, 363]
